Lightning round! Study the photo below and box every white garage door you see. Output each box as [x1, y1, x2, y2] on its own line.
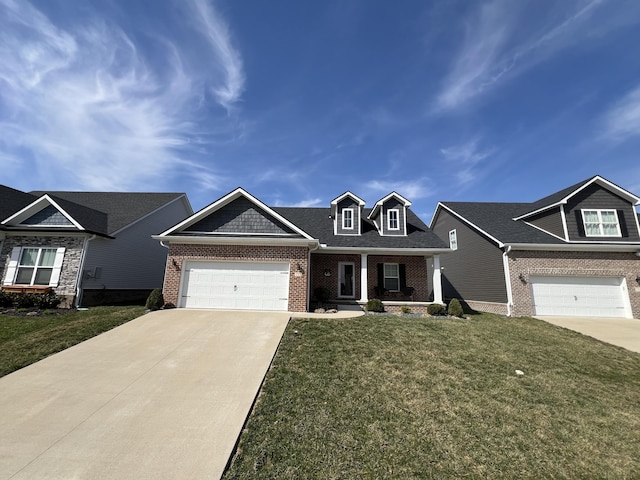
[530, 276, 631, 318]
[180, 261, 290, 311]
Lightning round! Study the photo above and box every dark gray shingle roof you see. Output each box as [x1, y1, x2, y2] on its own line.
[273, 207, 448, 249]
[0, 185, 37, 223]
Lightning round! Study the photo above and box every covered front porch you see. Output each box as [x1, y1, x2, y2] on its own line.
[309, 250, 444, 312]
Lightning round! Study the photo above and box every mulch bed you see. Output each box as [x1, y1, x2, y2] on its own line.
[0, 308, 72, 317]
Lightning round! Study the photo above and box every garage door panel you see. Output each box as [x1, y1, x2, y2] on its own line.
[530, 276, 630, 318]
[181, 261, 290, 311]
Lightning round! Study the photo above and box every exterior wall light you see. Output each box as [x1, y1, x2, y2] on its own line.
[636, 275, 640, 285]
[324, 268, 332, 277]
[518, 273, 527, 284]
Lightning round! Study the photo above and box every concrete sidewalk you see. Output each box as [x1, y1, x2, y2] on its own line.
[536, 316, 640, 353]
[0, 309, 290, 480]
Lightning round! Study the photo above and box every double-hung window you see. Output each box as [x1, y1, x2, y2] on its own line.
[387, 209, 399, 230]
[582, 209, 621, 237]
[449, 229, 458, 250]
[342, 208, 354, 230]
[383, 263, 400, 291]
[15, 248, 57, 285]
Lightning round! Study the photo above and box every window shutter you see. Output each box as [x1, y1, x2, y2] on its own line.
[3, 247, 21, 285]
[377, 263, 384, 288]
[48, 247, 66, 287]
[399, 264, 407, 290]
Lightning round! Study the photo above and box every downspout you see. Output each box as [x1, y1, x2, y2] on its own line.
[502, 245, 513, 316]
[75, 234, 96, 308]
[307, 241, 320, 312]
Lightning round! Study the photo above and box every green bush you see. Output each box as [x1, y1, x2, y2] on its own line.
[0, 290, 13, 308]
[145, 288, 164, 311]
[448, 298, 464, 317]
[427, 303, 446, 316]
[366, 298, 384, 313]
[13, 293, 36, 309]
[32, 292, 62, 309]
[401, 306, 411, 314]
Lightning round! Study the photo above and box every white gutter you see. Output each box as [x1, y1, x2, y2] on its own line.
[153, 235, 319, 248]
[75, 234, 96, 308]
[505, 242, 640, 252]
[502, 245, 513, 317]
[316, 246, 452, 256]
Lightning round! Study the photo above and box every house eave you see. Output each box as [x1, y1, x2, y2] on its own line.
[504, 242, 640, 252]
[153, 235, 319, 248]
[316, 245, 451, 256]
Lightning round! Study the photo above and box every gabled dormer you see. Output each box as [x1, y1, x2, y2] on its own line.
[331, 192, 365, 236]
[513, 175, 640, 243]
[368, 192, 411, 236]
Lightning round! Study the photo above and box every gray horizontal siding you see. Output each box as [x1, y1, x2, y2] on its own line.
[336, 198, 360, 235]
[381, 199, 405, 236]
[565, 184, 640, 241]
[431, 209, 508, 303]
[527, 208, 564, 238]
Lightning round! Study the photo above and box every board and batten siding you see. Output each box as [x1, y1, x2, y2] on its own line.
[82, 197, 191, 290]
[564, 184, 640, 241]
[431, 208, 508, 303]
[526, 208, 565, 239]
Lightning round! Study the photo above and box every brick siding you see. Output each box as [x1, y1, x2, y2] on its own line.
[367, 255, 430, 302]
[508, 250, 640, 318]
[310, 253, 361, 301]
[163, 243, 309, 312]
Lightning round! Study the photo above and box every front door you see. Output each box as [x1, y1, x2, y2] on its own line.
[338, 262, 355, 298]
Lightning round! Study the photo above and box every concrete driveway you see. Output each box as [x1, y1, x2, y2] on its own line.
[536, 316, 640, 353]
[0, 309, 290, 480]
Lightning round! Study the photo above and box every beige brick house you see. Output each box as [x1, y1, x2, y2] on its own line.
[156, 188, 450, 313]
[429, 176, 640, 319]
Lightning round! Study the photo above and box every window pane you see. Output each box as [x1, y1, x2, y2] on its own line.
[34, 268, 53, 285]
[20, 248, 38, 266]
[384, 278, 399, 291]
[384, 264, 398, 276]
[583, 211, 599, 223]
[39, 249, 57, 267]
[585, 223, 601, 236]
[15, 267, 34, 284]
[602, 223, 619, 236]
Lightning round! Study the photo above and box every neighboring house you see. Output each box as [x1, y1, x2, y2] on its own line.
[156, 188, 449, 312]
[0, 186, 192, 306]
[429, 175, 640, 319]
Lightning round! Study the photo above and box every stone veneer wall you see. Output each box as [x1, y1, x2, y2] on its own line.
[0, 235, 85, 303]
[508, 250, 640, 318]
[163, 243, 309, 312]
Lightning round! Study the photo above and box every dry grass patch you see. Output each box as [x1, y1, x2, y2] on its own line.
[224, 313, 640, 479]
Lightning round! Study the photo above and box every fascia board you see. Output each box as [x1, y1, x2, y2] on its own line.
[316, 245, 452, 256]
[367, 192, 412, 221]
[436, 203, 505, 248]
[330, 191, 366, 206]
[505, 242, 640, 252]
[1, 195, 85, 230]
[152, 235, 319, 248]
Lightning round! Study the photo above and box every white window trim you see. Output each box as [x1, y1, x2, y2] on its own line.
[449, 229, 458, 250]
[581, 209, 621, 237]
[383, 263, 400, 292]
[338, 262, 356, 298]
[342, 208, 354, 230]
[387, 209, 400, 231]
[3, 246, 65, 287]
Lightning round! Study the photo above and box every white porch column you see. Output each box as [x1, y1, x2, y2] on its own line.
[360, 253, 368, 302]
[432, 255, 443, 304]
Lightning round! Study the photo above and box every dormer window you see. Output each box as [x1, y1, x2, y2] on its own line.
[387, 209, 399, 230]
[342, 208, 354, 230]
[582, 209, 621, 237]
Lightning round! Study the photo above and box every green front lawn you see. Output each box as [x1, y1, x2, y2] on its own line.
[0, 306, 145, 377]
[224, 313, 640, 479]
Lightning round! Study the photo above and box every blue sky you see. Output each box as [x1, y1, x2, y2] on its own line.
[1, 0, 640, 220]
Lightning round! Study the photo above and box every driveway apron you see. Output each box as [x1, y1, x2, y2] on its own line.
[0, 309, 289, 480]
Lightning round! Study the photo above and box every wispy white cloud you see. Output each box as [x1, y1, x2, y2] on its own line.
[434, 0, 621, 112]
[364, 177, 433, 200]
[273, 198, 324, 208]
[0, 0, 244, 191]
[600, 84, 640, 143]
[440, 138, 495, 185]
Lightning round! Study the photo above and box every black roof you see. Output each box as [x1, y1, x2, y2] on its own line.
[30, 191, 185, 234]
[0, 185, 37, 224]
[273, 207, 448, 249]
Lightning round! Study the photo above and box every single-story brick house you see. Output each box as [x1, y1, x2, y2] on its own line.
[429, 175, 640, 318]
[156, 188, 450, 312]
[0, 185, 192, 306]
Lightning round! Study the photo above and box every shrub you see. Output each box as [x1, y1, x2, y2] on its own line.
[448, 298, 464, 318]
[13, 293, 36, 309]
[0, 290, 14, 308]
[427, 303, 446, 316]
[145, 288, 164, 311]
[32, 292, 63, 309]
[366, 298, 384, 313]
[314, 287, 330, 304]
[401, 306, 411, 314]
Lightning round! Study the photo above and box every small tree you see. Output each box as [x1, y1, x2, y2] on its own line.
[145, 288, 164, 311]
[448, 298, 464, 318]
